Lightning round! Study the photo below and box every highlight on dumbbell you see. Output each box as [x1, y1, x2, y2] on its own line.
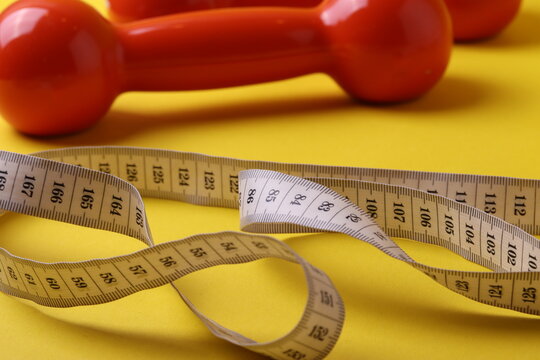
[108, 0, 521, 41]
[0, 0, 452, 136]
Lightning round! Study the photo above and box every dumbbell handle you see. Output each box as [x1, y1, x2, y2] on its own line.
[120, 8, 326, 91]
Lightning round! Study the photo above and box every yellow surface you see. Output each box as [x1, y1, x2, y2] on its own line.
[1, 0, 540, 359]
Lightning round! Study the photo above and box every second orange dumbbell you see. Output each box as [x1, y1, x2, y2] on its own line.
[108, 0, 522, 41]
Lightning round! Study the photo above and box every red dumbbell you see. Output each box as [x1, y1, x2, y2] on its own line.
[0, 0, 451, 136]
[108, 0, 521, 41]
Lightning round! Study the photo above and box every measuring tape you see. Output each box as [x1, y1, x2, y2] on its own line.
[1, 146, 540, 359]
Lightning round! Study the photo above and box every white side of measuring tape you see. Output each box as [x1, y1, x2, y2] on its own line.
[1, 146, 540, 359]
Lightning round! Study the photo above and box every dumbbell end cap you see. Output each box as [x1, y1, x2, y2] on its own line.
[0, 0, 121, 135]
[446, 0, 522, 42]
[323, 0, 453, 102]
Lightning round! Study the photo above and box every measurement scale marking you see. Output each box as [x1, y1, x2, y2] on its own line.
[4, 147, 540, 359]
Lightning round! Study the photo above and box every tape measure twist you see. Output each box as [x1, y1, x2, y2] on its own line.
[1, 146, 540, 359]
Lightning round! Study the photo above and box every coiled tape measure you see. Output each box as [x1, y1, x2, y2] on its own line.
[2, 146, 540, 359]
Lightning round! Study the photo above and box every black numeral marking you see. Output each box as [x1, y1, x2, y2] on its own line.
[247, 189, 256, 204]
[488, 284, 503, 299]
[46, 277, 61, 290]
[486, 233, 496, 256]
[135, 206, 144, 228]
[308, 325, 329, 341]
[99, 163, 111, 174]
[283, 349, 306, 360]
[514, 195, 527, 216]
[126, 164, 138, 182]
[318, 201, 334, 212]
[221, 242, 237, 251]
[320, 290, 334, 307]
[484, 193, 496, 214]
[190, 248, 207, 257]
[71, 277, 88, 289]
[178, 168, 190, 186]
[0, 169, 8, 191]
[159, 256, 177, 267]
[365, 199, 377, 219]
[50, 181, 65, 204]
[465, 224, 475, 245]
[204, 171, 215, 190]
[21, 175, 36, 197]
[393, 202, 405, 223]
[265, 189, 280, 202]
[100, 272, 117, 284]
[419, 207, 431, 228]
[444, 215, 454, 235]
[229, 175, 238, 194]
[80, 188, 95, 210]
[110, 195, 123, 216]
[522, 287, 537, 303]
[129, 265, 147, 275]
[528, 254, 538, 271]
[507, 243, 518, 266]
[153, 165, 164, 184]
[290, 194, 307, 206]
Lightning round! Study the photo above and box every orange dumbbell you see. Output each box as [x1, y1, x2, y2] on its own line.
[0, 0, 451, 135]
[108, 0, 521, 41]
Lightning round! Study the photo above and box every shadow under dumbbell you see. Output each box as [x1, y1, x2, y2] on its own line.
[32, 93, 356, 145]
[391, 76, 493, 114]
[32, 74, 488, 146]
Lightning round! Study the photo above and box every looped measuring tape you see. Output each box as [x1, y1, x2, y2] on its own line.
[1, 146, 540, 359]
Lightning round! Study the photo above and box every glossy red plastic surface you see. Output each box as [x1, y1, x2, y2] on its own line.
[109, 0, 320, 22]
[0, 0, 452, 135]
[445, 0, 522, 41]
[109, 0, 521, 41]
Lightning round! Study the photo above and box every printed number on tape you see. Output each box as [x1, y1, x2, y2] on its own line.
[1, 146, 540, 359]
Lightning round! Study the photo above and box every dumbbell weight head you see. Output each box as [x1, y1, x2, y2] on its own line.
[445, 0, 522, 41]
[0, 0, 121, 135]
[320, 0, 452, 103]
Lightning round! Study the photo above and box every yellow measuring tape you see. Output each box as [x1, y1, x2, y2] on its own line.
[1, 146, 540, 359]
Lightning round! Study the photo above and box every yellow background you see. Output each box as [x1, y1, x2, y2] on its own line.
[1, 0, 540, 359]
